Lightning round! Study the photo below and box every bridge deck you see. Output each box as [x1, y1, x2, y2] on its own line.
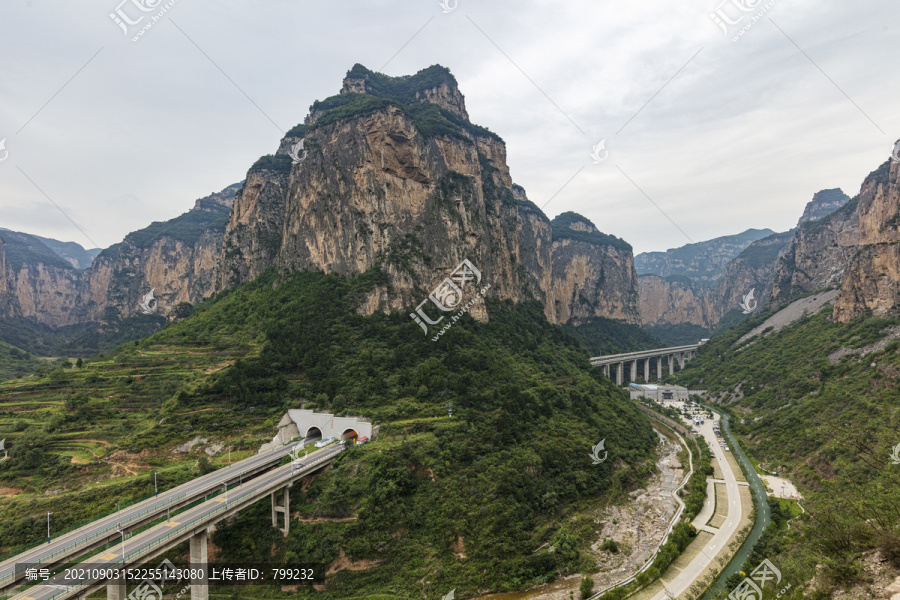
[7, 446, 342, 600]
[0, 441, 303, 594]
[589, 344, 699, 366]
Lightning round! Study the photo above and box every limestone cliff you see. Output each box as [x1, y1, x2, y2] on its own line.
[796, 188, 851, 226]
[834, 161, 900, 321]
[219, 65, 640, 326]
[713, 230, 794, 317]
[0, 230, 81, 326]
[548, 213, 639, 325]
[0, 184, 240, 328]
[639, 275, 719, 328]
[771, 196, 858, 305]
[81, 183, 240, 321]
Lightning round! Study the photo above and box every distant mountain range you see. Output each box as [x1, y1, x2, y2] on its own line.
[635, 228, 774, 283]
[0, 229, 100, 270]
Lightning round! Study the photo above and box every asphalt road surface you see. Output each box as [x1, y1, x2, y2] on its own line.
[649, 417, 743, 600]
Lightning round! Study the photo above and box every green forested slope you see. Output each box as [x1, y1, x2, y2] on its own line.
[2, 269, 661, 597]
[675, 306, 900, 598]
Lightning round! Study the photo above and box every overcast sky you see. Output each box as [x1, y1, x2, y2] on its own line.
[1, 0, 897, 255]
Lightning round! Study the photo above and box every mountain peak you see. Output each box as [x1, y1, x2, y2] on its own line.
[796, 188, 850, 226]
[551, 212, 632, 252]
[339, 64, 469, 120]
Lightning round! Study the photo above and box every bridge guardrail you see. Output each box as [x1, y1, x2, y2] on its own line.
[10, 449, 341, 600]
[2, 446, 297, 586]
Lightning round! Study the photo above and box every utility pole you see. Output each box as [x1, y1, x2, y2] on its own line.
[46, 512, 52, 543]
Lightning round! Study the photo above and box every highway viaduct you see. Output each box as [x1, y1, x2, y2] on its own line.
[590, 344, 700, 385]
[3, 444, 341, 600]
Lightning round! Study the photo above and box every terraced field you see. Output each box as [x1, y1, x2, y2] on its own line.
[0, 340, 285, 556]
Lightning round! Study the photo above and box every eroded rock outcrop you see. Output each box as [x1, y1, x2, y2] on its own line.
[834, 161, 900, 321]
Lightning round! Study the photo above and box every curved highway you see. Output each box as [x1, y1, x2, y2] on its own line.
[0, 438, 315, 593]
[7, 444, 342, 600]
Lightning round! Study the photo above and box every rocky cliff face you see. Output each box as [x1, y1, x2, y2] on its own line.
[796, 188, 851, 226]
[4, 66, 643, 339]
[1, 184, 240, 328]
[713, 230, 795, 317]
[547, 213, 640, 325]
[638, 275, 719, 328]
[771, 197, 858, 305]
[639, 187, 854, 329]
[219, 65, 640, 326]
[834, 161, 900, 321]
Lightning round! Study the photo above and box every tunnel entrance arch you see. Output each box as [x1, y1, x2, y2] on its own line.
[341, 429, 358, 444]
[305, 426, 322, 442]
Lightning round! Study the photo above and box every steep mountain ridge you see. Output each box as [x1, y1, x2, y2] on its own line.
[834, 160, 900, 321]
[795, 187, 850, 226]
[219, 64, 640, 326]
[639, 188, 852, 332]
[1, 65, 644, 352]
[0, 184, 240, 329]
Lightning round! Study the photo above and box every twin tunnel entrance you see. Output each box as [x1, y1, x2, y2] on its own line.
[304, 427, 359, 445]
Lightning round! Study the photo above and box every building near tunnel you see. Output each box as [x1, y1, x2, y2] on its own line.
[259, 409, 374, 452]
[629, 383, 695, 401]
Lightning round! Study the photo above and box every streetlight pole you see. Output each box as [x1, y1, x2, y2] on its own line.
[223, 483, 228, 507]
[154, 472, 158, 497]
[46, 512, 52, 543]
[117, 529, 126, 565]
[228, 447, 231, 466]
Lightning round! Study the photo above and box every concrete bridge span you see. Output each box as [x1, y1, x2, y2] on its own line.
[590, 344, 700, 386]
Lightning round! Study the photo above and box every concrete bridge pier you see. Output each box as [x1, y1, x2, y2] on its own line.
[657, 356, 662, 381]
[107, 577, 126, 600]
[643, 358, 650, 381]
[271, 486, 291, 537]
[616, 362, 624, 386]
[668, 354, 674, 375]
[190, 530, 209, 600]
[677, 352, 685, 370]
[630, 360, 637, 383]
[603, 364, 610, 379]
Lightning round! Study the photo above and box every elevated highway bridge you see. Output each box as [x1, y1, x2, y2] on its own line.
[590, 344, 700, 385]
[0, 440, 341, 600]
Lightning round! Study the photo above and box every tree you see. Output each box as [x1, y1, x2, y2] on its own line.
[75, 358, 83, 368]
[580, 576, 595, 599]
[198, 455, 216, 475]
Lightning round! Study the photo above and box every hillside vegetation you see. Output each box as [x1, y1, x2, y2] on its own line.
[675, 305, 900, 599]
[1, 269, 662, 597]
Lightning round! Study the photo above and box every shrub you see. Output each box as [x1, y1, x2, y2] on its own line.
[580, 576, 595, 599]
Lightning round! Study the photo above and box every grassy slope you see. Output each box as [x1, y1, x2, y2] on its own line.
[1, 269, 661, 598]
[0, 340, 42, 379]
[674, 306, 900, 598]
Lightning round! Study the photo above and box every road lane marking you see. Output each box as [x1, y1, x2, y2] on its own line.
[164, 522, 180, 527]
[99, 553, 117, 560]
